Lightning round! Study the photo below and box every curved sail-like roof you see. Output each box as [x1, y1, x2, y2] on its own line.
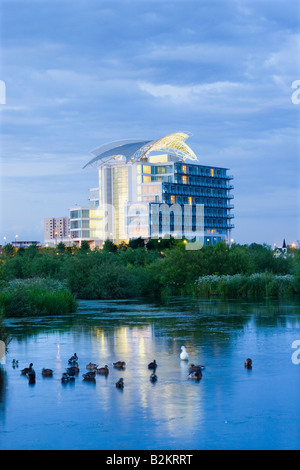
[83, 132, 198, 169]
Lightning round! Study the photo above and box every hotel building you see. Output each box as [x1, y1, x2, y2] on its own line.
[69, 132, 234, 247]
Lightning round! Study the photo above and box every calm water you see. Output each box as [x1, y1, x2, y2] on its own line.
[0, 297, 299, 450]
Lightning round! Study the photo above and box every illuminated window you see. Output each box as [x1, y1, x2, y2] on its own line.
[137, 165, 141, 174]
[182, 165, 187, 174]
[171, 195, 175, 204]
[210, 168, 214, 177]
[188, 197, 192, 205]
[137, 175, 142, 184]
[143, 175, 151, 183]
[143, 165, 151, 174]
[137, 186, 142, 194]
[182, 176, 187, 184]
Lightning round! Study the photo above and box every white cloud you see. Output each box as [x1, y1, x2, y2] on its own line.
[138, 80, 244, 104]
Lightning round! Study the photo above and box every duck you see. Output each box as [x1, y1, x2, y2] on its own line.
[68, 353, 78, 364]
[26, 368, 36, 383]
[150, 373, 157, 383]
[244, 358, 252, 369]
[66, 363, 79, 376]
[180, 346, 189, 361]
[188, 370, 202, 381]
[12, 359, 19, 367]
[96, 365, 109, 376]
[21, 363, 33, 375]
[113, 361, 126, 370]
[82, 371, 96, 381]
[86, 362, 98, 370]
[188, 364, 205, 374]
[42, 368, 53, 377]
[148, 360, 157, 370]
[61, 372, 75, 383]
[116, 378, 124, 389]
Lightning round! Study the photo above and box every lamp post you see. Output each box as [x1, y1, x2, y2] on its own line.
[14, 234, 18, 247]
[3, 236, 6, 245]
[54, 231, 58, 246]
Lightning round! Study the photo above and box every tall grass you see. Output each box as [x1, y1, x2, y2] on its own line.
[0, 278, 77, 317]
[195, 273, 295, 299]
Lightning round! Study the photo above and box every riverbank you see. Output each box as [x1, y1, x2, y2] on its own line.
[0, 279, 77, 317]
[0, 240, 299, 314]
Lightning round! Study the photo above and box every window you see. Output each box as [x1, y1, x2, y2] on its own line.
[171, 195, 175, 204]
[142, 165, 151, 174]
[182, 176, 187, 184]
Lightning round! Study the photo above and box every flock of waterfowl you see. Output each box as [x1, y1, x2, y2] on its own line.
[13, 346, 253, 388]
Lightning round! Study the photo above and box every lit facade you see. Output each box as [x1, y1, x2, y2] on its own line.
[69, 132, 234, 246]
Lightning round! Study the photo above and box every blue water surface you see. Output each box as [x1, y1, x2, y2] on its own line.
[0, 297, 299, 450]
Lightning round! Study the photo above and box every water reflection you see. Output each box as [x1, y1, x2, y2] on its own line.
[0, 297, 299, 450]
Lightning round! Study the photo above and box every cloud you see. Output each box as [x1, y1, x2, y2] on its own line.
[138, 80, 246, 105]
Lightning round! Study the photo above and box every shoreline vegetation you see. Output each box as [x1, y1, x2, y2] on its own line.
[0, 239, 299, 317]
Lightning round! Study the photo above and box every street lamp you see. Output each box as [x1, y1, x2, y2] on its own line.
[54, 231, 58, 246]
[14, 234, 18, 246]
[3, 236, 6, 245]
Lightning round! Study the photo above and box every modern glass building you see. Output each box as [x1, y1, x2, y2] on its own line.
[69, 132, 234, 247]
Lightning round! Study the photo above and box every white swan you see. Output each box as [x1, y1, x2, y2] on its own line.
[180, 345, 189, 361]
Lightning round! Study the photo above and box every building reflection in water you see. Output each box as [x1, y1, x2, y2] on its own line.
[88, 324, 204, 437]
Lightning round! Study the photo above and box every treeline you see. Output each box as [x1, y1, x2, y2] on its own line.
[0, 239, 299, 310]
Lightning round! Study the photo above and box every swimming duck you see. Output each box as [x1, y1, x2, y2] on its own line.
[61, 372, 75, 383]
[66, 363, 79, 376]
[68, 353, 78, 364]
[96, 365, 109, 376]
[21, 363, 33, 375]
[86, 362, 98, 370]
[26, 368, 36, 384]
[188, 364, 205, 374]
[148, 360, 157, 370]
[113, 361, 126, 370]
[244, 358, 252, 369]
[150, 373, 157, 383]
[82, 371, 96, 381]
[116, 378, 124, 389]
[188, 370, 202, 381]
[42, 368, 53, 377]
[180, 346, 189, 361]
[12, 359, 19, 367]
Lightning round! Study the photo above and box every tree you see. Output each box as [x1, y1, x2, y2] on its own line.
[103, 239, 117, 253]
[128, 237, 145, 249]
[2, 244, 15, 258]
[80, 240, 90, 252]
[56, 242, 66, 254]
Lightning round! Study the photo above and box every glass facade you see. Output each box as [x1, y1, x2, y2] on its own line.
[69, 135, 234, 247]
[113, 166, 129, 243]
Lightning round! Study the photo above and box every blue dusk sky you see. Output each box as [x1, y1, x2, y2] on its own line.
[0, 0, 299, 246]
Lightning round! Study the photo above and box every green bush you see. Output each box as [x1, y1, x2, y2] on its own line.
[0, 279, 77, 317]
